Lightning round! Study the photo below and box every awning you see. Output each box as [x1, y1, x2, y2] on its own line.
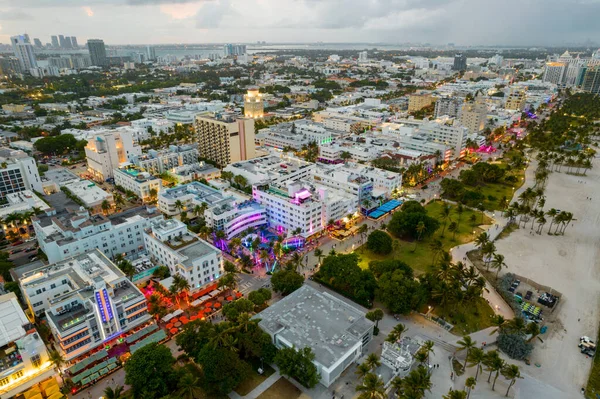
[161, 313, 175, 322]
[209, 290, 220, 297]
[23, 388, 42, 399]
[44, 384, 61, 396]
[172, 309, 184, 316]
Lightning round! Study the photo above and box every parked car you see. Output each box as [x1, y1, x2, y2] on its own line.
[10, 241, 23, 246]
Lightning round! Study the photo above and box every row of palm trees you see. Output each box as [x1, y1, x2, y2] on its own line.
[474, 232, 507, 279]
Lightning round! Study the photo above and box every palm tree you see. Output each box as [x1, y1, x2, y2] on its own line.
[177, 372, 203, 399]
[490, 315, 506, 335]
[101, 200, 111, 215]
[355, 363, 371, 380]
[48, 349, 64, 376]
[103, 385, 124, 399]
[526, 322, 541, 342]
[490, 253, 507, 279]
[482, 242, 496, 270]
[448, 221, 458, 240]
[465, 377, 477, 399]
[505, 317, 527, 334]
[443, 388, 467, 399]
[386, 323, 407, 344]
[365, 353, 381, 371]
[467, 347, 486, 380]
[484, 351, 504, 386]
[440, 203, 452, 237]
[174, 200, 184, 212]
[421, 340, 435, 367]
[400, 366, 432, 398]
[501, 364, 522, 397]
[457, 335, 477, 370]
[114, 193, 125, 208]
[314, 248, 324, 265]
[474, 232, 489, 251]
[429, 239, 443, 266]
[412, 221, 426, 252]
[355, 373, 385, 399]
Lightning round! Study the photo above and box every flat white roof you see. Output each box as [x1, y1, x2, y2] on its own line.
[0, 293, 29, 347]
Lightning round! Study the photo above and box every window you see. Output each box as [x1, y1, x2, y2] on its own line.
[31, 354, 41, 368]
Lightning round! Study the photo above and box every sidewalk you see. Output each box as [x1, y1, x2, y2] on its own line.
[228, 368, 282, 399]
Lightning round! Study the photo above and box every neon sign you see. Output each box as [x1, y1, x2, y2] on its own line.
[95, 288, 114, 323]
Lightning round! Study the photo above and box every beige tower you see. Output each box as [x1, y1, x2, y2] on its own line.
[244, 88, 264, 118]
[195, 114, 256, 167]
[460, 97, 487, 134]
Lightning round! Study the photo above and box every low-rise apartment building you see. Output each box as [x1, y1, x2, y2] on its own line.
[33, 206, 162, 263]
[144, 219, 223, 292]
[132, 145, 199, 175]
[0, 148, 43, 198]
[18, 250, 151, 361]
[113, 167, 162, 202]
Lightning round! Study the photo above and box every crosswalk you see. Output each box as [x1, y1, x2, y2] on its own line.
[238, 281, 253, 295]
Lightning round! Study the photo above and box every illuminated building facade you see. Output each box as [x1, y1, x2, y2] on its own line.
[243, 88, 264, 118]
[84, 130, 142, 181]
[0, 293, 54, 399]
[18, 250, 150, 361]
[194, 114, 256, 167]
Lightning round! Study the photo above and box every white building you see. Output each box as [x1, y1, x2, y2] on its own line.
[0, 148, 43, 198]
[224, 155, 315, 186]
[144, 219, 223, 292]
[10, 35, 37, 72]
[18, 250, 151, 361]
[33, 206, 162, 263]
[113, 167, 162, 202]
[132, 145, 199, 175]
[158, 182, 268, 239]
[85, 130, 142, 181]
[0, 293, 54, 399]
[256, 285, 374, 387]
[63, 179, 114, 214]
[252, 180, 354, 238]
[0, 190, 50, 220]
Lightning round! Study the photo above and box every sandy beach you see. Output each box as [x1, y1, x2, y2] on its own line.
[494, 156, 600, 397]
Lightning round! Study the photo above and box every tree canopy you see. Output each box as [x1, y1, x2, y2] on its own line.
[124, 343, 178, 399]
[366, 230, 393, 254]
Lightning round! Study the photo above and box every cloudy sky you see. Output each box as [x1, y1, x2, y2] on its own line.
[0, 0, 598, 46]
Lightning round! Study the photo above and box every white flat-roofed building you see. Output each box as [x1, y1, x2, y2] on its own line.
[0, 293, 54, 399]
[33, 206, 162, 264]
[63, 179, 114, 214]
[318, 143, 381, 163]
[255, 285, 374, 387]
[114, 167, 162, 203]
[144, 219, 223, 292]
[224, 155, 315, 186]
[158, 182, 268, 238]
[18, 250, 151, 361]
[0, 190, 50, 219]
[0, 148, 43, 198]
[129, 118, 173, 134]
[170, 162, 221, 184]
[132, 145, 199, 175]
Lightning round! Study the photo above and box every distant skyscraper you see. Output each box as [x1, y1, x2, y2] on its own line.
[87, 39, 108, 67]
[71, 36, 78, 48]
[358, 51, 368, 62]
[453, 53, 467, 71]
[223, 44, 246, 57]
[10, 34, 37, 72]
[146, 45, 156, 61]
[244, 88, 264, 118]
[542, 62, 567, 85]
[64, 36, 73, 48]
[58, 35, 66, 48]
[51, 35, 59, 48]
[33, 38, 42, 48]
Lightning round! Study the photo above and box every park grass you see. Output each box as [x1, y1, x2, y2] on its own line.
[235, 362, 275, 396]
[477, 149, 528, 211]
[585, 320, 600, 398]
[434, 297, 495, 335]
[356, 201, 493, 274]
[257, 377, 303, 399]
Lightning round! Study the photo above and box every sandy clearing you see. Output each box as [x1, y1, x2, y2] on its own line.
[494, 157, 600, 397]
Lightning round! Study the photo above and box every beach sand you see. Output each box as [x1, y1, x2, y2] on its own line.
[494, 157, 600, 396]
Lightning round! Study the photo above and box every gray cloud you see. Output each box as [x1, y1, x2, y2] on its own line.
[0, 9, 34, 20]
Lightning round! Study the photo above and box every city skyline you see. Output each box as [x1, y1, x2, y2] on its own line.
[0, 0, 598, 47]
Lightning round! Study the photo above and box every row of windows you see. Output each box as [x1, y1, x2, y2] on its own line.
[62, 329, 89, 345]
[65, 337, 91, 353]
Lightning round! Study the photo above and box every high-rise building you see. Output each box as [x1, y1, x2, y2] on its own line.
[64, 36, 72, 48]
[195, 114, 256, 167]
[51, 35, 59, 48]
[146, 45, 156, 61]
[223, 44, 246, 56]
[58, 34, 66, 48]
[358, 51, 368, 62]
[453, 53, 467, 71]
[87, 39, 108, 67]
[542, 62, 567, 85]
[434, 97, 462, 118]
[460, 98, 487, 134]
[10, 34, 37, 72]
[244, 88, 264, 118]
[407, 93, 436, 112]
[505, 88, 527, 111]
[71, 36, 78, 48]
[0, 148, 43, 198]
[33, 38, 42, 48]
[581, 65, 600, 94]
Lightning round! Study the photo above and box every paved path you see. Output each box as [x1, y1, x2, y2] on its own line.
[228, 368, 282, 399]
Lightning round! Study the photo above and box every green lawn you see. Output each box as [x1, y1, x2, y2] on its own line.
[433, 297, 496, 335]
[356, 201, 493, 273]
[235, 362, 275, 396]
[585, 323, 600, 398]
[477, 150, 527, 211]
[257, 377, 303, 399]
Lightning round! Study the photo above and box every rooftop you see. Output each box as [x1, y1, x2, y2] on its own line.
[160, 181, 230, 206]
[0, 293, 29, 348]
[255, 285, 373, 368]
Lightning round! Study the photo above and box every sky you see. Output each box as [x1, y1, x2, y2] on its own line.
[0, 0, 599, 46]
